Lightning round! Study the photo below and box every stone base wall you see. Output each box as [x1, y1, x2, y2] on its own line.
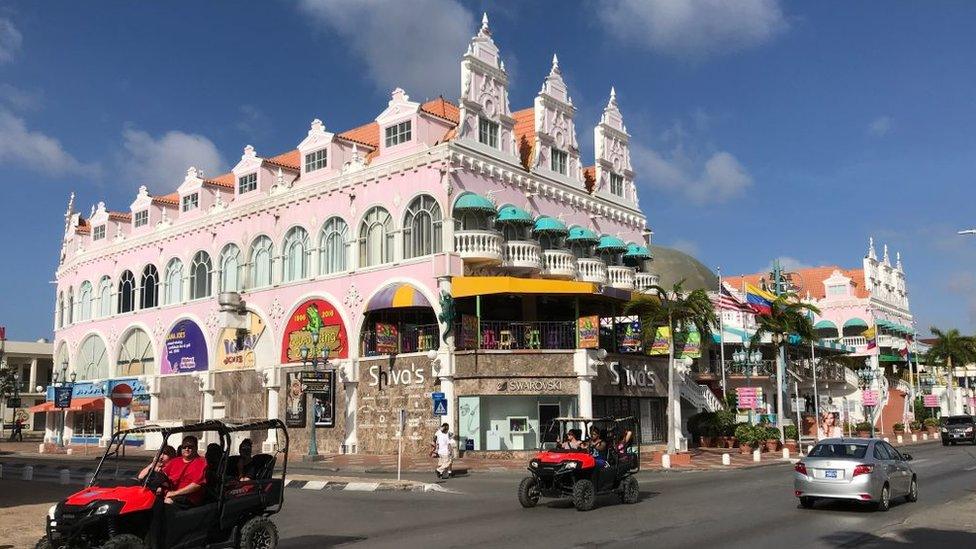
[357, 355, 440, 456]
[214, 370, 266, 420]
[158, 375, 201, 421]
[278, 365, 347, 455]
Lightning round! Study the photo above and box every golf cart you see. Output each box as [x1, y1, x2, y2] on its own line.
[38, 419, 289, 549]
[518, 416, 640, 511]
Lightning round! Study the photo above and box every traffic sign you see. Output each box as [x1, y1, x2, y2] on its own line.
[432, 392, 447, 417]
[110, 383, 133, 408]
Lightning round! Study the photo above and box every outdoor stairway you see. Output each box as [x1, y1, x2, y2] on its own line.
[679, 372, 725, 412]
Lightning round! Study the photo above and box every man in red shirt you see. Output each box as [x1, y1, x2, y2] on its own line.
[161, 435, 208, 506]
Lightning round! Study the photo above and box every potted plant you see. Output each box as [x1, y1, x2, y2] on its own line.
[716, 410, 736, 448]
[688, 411, 716, 448]
[735, 424, 755, 454]
[763, 426, 780, 452]
[910, 420, 922, 432]
[855, 421, 872, 437]
[893, 422, 905, 434]
[784, 425, 799, 453]
[923, 417, 940, 434]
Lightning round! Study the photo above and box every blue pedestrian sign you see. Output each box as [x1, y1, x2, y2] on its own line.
[432, 392, 447, 417]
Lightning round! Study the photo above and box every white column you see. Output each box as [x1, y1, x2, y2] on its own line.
[262, 367, 280, 454]
[29, 358, 39, 394]
[148, 376, 160, 421]
[63, 411, 75, 444]
[341, 359, 359, 453]
[578, 375, 593, 418]
[44, 414, 55, 444]
[100, 397, 113, 447]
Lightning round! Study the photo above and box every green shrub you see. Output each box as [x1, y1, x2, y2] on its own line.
[855, 421, 872, 432]
[910, 420, 922, 431]
[734, 424, 756, 446]
[784, 424, 799, 440]
[687, 412, 714, 439]
[715, 410, 737, 436]
[893, 422, 905, 431]
[923, 417, 939, 427]
[764, 426, 780, 440]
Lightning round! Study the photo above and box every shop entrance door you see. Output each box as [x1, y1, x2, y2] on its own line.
[538, 404, 560, 444]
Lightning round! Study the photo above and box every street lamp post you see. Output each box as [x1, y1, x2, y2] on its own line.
[732, 342, 763, 425]
[52, 361, 76, 448]
[300, 346, 329, 459]
[857, 364, 876, 438]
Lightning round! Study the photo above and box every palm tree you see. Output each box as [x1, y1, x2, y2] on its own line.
[749, 293, 820, 443]
[626, 281, 718, 454]
[925, 327, 976, 414]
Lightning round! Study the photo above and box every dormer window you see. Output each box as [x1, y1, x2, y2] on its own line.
[550, 148, 568, 175]
[609, 173, 624, 197]
[181, 193, 199, 212]
[93, 225, 106, 241]
[826, 284, 848, 297]
[238, 173, 257, 194]
[134, 210, 149, 228]
[304, 149, 327, 172]
[384, 121, 412, 147]
[478, 118, 499, 148]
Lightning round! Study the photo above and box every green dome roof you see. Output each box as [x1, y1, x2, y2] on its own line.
[648, 245, 717, 292]
[453, 192, 496, 213]
[533, 216, 568, 233]
[496, 205, 534, 224]
[596, 235, 627, 251]
[566, 226, 599, 242]
[623, 243, 652, 258]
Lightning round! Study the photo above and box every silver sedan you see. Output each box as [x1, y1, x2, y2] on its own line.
[793, 438, 918, 511]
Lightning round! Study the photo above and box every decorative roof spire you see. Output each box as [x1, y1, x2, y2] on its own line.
[65, 192, 75, 218]
[867, 237, 877, 260]
[551, 53, 560, 74]
[479, 12, 490, 36]
[882, 244, 890, 265]
[896, 251, 903, 271]
[609, 86, 617, 107]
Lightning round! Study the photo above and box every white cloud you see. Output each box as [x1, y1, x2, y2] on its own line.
[0, 108, 100, 177]
[119, 128, 225, 191]
[634, 143, 752, 204]
[0, 83, 41, 111]
[597, 0, 787, 59]
[0, 18, 22, 64]
[297, 0, 475, 98]
[867, 115, 893, 137]
[668, 239, 701, 257]
[766, 256, 812, 273]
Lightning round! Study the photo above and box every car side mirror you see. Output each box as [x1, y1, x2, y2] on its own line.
[902, 453, 912, 461]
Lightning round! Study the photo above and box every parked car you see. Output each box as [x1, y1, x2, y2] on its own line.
[793, 438, 917, 512]
[940, 415, 976, 445]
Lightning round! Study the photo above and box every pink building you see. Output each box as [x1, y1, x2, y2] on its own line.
[43, 17, 666, 456]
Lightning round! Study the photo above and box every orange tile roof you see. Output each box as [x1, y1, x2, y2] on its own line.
[732, 266, 869, 300]
[204, 172, 235, 189]
[108, 211, 131, 222]
[74, 217, 90, 235]
[583, 166, 596, 193]
[338, 121, 379, 148]
[513, 108, 535, 171]
[265, 149, 300, 171]
[152, 193, 179, 206]
[420, 97, 460, 124]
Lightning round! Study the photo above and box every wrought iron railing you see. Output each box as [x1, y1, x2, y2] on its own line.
[360, 323, 440, 356]
[472, 320, 577, 350]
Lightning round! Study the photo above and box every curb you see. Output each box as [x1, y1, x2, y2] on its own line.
[284, 478, 460, 494]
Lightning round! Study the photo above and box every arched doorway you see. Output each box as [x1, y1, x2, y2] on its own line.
[360, 283, 439, 356]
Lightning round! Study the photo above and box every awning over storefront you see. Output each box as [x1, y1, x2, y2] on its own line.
[567, 226, 599, 242]
[366, 284, 432, 311]
[451, 276, 631, 300]
[28, 401, 55, 413]
[496, 205, 534, 224]
[28, 397, 104, 413]
[596, 235, 628, 251]
[843, 318, 868, 330]
[623, 243, 652, 259]
[533, 216, 568, 234]
[453, 192, 497, 213]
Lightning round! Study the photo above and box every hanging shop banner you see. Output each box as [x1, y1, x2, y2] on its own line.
[923, 394, 940, 408]
[301, 370, 336, 428]
[647, 327, 701, 358]
[281, 299, 349, 363]
[285, 371, 306, 428]
[736, 386, 762, 410]
[862, 390, 878, 407]
[161, 319, 209, 374]
[577, 315, 599, 349]
[649, 327, 671, 356]
[375, 322, 399, 355]
[461, 314, 478, 349]
[616, 321, 642, 353]
[216, 312, 267, 370]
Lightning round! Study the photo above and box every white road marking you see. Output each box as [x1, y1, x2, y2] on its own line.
[302, 480, 328, 490]
[344, 482, 380, 491]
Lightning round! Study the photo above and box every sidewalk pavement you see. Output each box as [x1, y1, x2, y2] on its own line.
[857, 493, 976, 547]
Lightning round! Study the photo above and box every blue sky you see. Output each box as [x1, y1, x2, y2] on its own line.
[1, 0, 975, 340]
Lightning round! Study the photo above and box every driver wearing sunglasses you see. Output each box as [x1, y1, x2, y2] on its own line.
[160, 436, 208, 506]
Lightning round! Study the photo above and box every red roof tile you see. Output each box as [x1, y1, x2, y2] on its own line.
[513, 108, 535, 171]
[152, 193, 179, 206]
[265, 149, 300, 171]
[108, 211, 131, 222]
[732, 266, 869, 300]
[204, 172, 235, 189]
[338, 122, 380, 148]
[420, 97, 460, 124]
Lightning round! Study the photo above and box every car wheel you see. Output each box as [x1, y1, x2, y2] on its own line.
[951, 441, 957, 446]
[906, 477, 918, 502]
[101, 534, 145, 549]
[799, 496, 816, 509]
[942, 440, 949, 446]
[240, 516, 279, 549]
[875, 484, 891, 512]
[518, 476, 541, 508]
[572, 478, 596, 512]
[619, 476, 639, 504]
[34, 536, 53, 549]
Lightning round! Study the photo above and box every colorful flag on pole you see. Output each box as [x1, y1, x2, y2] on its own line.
[712, 282, 752, 312]
[899, 334, 912, 358]
[862, 326, 877, 349]
[745, 284, 776, 316]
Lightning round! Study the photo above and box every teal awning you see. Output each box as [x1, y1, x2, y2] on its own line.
[814, 320, 838, 330]
[843, 318, 868, 329]
[877, 319, 893, 331]
[623, 243, 652, 259]
[567, 226, 599, 242]
[596, 234, 627, 251]
[533, 216, 568, 234]
[453, 192, 496, 213]
[496, 204, 534, 224]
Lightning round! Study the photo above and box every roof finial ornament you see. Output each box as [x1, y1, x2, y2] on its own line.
[868, 236, 877, 260]
[882, 244, 890, 265]
[65, 192, 75, 218]
[480, 12, 490, 36]
[896, 251, 903, 271]
[551, 53, 560, 74]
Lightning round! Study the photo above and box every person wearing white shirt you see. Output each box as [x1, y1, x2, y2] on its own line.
[431, 423, 454, 479]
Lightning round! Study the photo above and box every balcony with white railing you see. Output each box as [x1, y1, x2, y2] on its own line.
[635, 272, 659, 293]
[577, 258, 608, 284]
[607, 265, 636, 290]
[502, 240, 543, 271]
[540, 249, 577, 279]
[454, 230, 503, 263]
[841, 336, 867, 349]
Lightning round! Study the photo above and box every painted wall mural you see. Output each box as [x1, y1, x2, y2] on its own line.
[280, 298, 349, 363]
[161, 319, 209, 374]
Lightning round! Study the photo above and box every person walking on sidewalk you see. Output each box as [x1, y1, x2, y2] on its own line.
[431, 423, 454, 480]
[10, 417, 23, 442]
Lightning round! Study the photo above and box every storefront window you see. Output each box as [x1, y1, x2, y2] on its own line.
[459, 395, 577, 451]
[72, 411, 103, 437]
[594, 396, 665, 444]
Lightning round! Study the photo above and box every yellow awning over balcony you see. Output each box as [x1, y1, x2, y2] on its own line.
[451, 276, 632, 300]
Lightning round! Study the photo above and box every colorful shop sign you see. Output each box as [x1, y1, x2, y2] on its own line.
[461, 314, 478, 349]
[216, 312, 267, 370]
[862, 390, 878, 407]
[648, 327, 701, 358]
[161, 319, 209, 374]
[923, 394, 939, 408]
[577, 315, 599, 349]
[374, 322, 399, 355]
[281, 298, 348, 363]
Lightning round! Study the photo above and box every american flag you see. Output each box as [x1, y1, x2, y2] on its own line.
[712, 283, 752, 312]
[899, 334, 913, 358]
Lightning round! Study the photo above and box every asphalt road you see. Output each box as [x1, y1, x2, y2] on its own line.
[274, 441, 976, 548]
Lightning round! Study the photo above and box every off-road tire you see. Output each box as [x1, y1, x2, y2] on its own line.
[240, 516, 279, 549]
[518, 476, 540, 508]
[34, 536, 53, 549]
[906, 477, 918, 502]
[875, 484, 891, 512]
[101, 534, 145, 549]
[620, 476, 639, 504]
[572, 478, 596, 511]
[799, 496, 816, 509]
[942, 440, 949, 446]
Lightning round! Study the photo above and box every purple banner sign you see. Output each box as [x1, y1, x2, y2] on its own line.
[161, 319, 209, 374]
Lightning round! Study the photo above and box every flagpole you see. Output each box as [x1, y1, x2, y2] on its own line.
[718, 267, 727, 400]
[811, 339, 819, 440]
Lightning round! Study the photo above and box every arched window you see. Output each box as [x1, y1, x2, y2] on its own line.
[249, 236, 274, 289]
[97, 276, 112, 318]
[219, 244, 242, 292]
[76, 334, 108, 380]
[190, 251, 213, 299]
[282, 227, 309, 282]
[359, 206, 394, 267]
[140, 265, 159, 309]
[56, 291, 64, 329]
[78, 281, 93, 321]
[164, 259, 184, 304]
[403, 195, 442, 259]
[54, 342, 69, 372]
[117, 328, 154, 377]
[319, 217, 348, 275]
[64, 288, 74, 325]
[118, 271, 136, 313]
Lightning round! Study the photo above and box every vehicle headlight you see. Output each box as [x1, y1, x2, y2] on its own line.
[941, 427, 948, 433]
[530, 460, 539, 468]
[47, 505, 57, 520]
[93, 503, 112, 515]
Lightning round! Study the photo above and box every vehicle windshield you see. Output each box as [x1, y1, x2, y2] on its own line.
[808, 443, 867, 459]
[945, 416, 974, 425]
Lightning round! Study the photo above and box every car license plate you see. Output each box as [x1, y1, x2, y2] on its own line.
[825, 469, 839, 479]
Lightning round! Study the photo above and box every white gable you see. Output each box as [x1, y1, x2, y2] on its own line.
[375, 88, 420, 126]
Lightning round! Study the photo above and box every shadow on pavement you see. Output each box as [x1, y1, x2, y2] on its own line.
[0, 480, 76, 509]
[281, 535, 368, 548]
[800, 498, 909, 514]
[823, 527, 976, 547]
